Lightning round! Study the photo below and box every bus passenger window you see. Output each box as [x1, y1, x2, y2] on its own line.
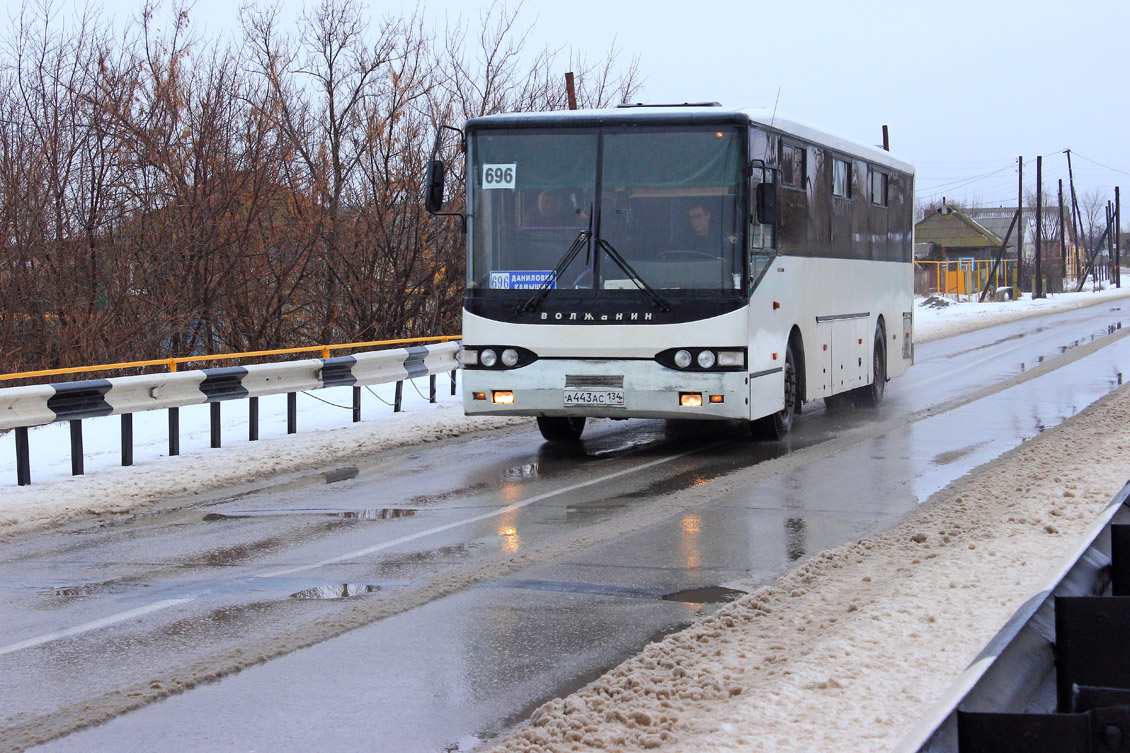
[833, 159, 851, 198]
[871, 170, 888, 207]
[782, 144, 805, 189]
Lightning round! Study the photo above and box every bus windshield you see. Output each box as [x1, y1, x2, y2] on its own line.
[469, 126, 744, 295]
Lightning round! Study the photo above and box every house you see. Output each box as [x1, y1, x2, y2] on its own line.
[914, 204, 1004, 262]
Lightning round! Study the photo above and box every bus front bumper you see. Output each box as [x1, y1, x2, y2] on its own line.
[463, 360, 751, 421]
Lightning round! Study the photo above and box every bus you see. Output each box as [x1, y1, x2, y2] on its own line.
[425, 104, 915, 442]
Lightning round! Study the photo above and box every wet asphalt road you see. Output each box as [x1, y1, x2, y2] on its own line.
[3, 300, 1130, 752]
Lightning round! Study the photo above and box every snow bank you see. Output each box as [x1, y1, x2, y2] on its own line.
[914, 283, 1130, 343]
[485, 377, 1130, 753]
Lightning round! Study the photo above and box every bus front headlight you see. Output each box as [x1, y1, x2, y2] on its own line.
[697, 350, 716, 369]
[479, 348, 498, 368]
[717, 350, 745, 368]
[674, 350, 693, 369]
[501, 348, 519, 367]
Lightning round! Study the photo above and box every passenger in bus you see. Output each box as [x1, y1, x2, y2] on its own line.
[523, 190, 573, 227]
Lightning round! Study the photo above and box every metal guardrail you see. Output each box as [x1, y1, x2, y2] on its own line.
[895, 480, 1130, 753]
[0, 335, 462, 383]
[2, 342, 461, 486]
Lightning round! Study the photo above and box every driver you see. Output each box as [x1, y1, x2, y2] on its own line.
[686, 203, 715, 254]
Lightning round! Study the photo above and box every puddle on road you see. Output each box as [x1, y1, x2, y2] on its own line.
[324, 467, 360, 484]
[932, 441, 991, 466]
[38, 581, 133, 599]
[290, 584, 382, 600]
[660, 585, 747, 604]
[203, 508, 417, 522]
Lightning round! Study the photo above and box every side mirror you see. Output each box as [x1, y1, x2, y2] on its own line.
[755, 182, 777, 225]
[424, 160, 446, 214]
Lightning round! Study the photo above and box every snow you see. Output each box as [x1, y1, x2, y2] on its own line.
[5, 283, 1130, 751]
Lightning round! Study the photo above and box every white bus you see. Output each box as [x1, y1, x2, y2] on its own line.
[425, 104, 915, 441]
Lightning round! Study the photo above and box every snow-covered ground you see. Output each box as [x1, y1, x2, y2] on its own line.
[4, 284, 1130, 752]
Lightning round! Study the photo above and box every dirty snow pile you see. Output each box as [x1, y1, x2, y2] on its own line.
[485, 355, 1130, 753]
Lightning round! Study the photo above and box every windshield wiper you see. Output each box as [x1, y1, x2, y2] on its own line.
[518, 230, 592, 313]
[595, 238, 671, 312]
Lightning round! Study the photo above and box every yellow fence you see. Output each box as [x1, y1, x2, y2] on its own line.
[916, 260, 1018, 300]
[0, 335, 462, 384]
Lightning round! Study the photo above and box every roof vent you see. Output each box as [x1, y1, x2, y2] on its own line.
[616, 102, 722, 108]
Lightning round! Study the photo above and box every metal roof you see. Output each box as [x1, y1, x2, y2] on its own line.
[915, 206, 1003, 249]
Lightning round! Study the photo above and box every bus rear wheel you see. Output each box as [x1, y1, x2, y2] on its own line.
[853, 327, 886, 408]
[537, 416, 586, 442]
[751, 343, 797, 440]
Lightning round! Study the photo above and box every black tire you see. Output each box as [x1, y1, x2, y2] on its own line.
[853, 327, 886, 408]
[537, 416, 586, 442]
[751, 343, 797, 440]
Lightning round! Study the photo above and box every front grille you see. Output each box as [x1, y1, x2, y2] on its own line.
[565, 375, 624, 388]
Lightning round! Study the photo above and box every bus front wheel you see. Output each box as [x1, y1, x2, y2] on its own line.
[751, 343, 797, 440]
[537, 416, 586, 442]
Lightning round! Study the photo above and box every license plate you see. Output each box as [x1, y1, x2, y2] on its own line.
[563, 389, 625, 407]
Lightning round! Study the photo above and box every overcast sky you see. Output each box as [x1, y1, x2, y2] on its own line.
[57, 0, 1130, 215]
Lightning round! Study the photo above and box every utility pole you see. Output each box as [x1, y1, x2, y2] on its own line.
[1017, 157, 1024, 290]
[1059, 179, 1067, 286]
[565, 72, 578, 110]
[1035, 156, 1043, 298]
[882, 125, 890, 152]
[1117, 187, 1122, 288]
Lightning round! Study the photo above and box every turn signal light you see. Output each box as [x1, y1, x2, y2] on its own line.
[492, 391, 515, 404]
[709, 395, 724, 403]
[680, 392, 703, 407]
[472, 392, 487, 401]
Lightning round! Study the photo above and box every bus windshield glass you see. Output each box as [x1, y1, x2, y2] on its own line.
[469, 126, 744, 295]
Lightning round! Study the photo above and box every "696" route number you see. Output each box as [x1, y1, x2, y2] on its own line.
[481, 163, 516, 190]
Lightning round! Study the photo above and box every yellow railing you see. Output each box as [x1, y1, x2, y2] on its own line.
[916, 260, 1017, 300]
[0, 335, 462, 383]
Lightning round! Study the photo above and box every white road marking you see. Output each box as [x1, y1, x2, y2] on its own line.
[254, 444, 711, 579]
[1, 444, 712, 655]
[0, 598, 194, 656]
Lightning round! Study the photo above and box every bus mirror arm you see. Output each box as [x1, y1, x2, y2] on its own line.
[756, 182, 778, 225]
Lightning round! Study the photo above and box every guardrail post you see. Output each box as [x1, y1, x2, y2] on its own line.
[121, 414, 133, 466]
[16, 427, 30, 486]
[429, 374, 437, 403]
[352, 386, 361, 422]
[169, 407, 180, 456]
[1113, 524, 1130, 596]
[69, 419, 84, 476]
[210, 402, 221, 448]
[287, 392, 297, 434]
[249, 397, 259, 441]
[451, 369, 457, 396]
[394, 381, 403, 413]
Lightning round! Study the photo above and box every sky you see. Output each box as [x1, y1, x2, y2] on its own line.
[32, 0, 1130, 217]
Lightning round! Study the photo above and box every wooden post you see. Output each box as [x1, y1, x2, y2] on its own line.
[882, 125, 889, 151]
[565, 72, 578, 110]
[1067, 149, 1085, 284]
